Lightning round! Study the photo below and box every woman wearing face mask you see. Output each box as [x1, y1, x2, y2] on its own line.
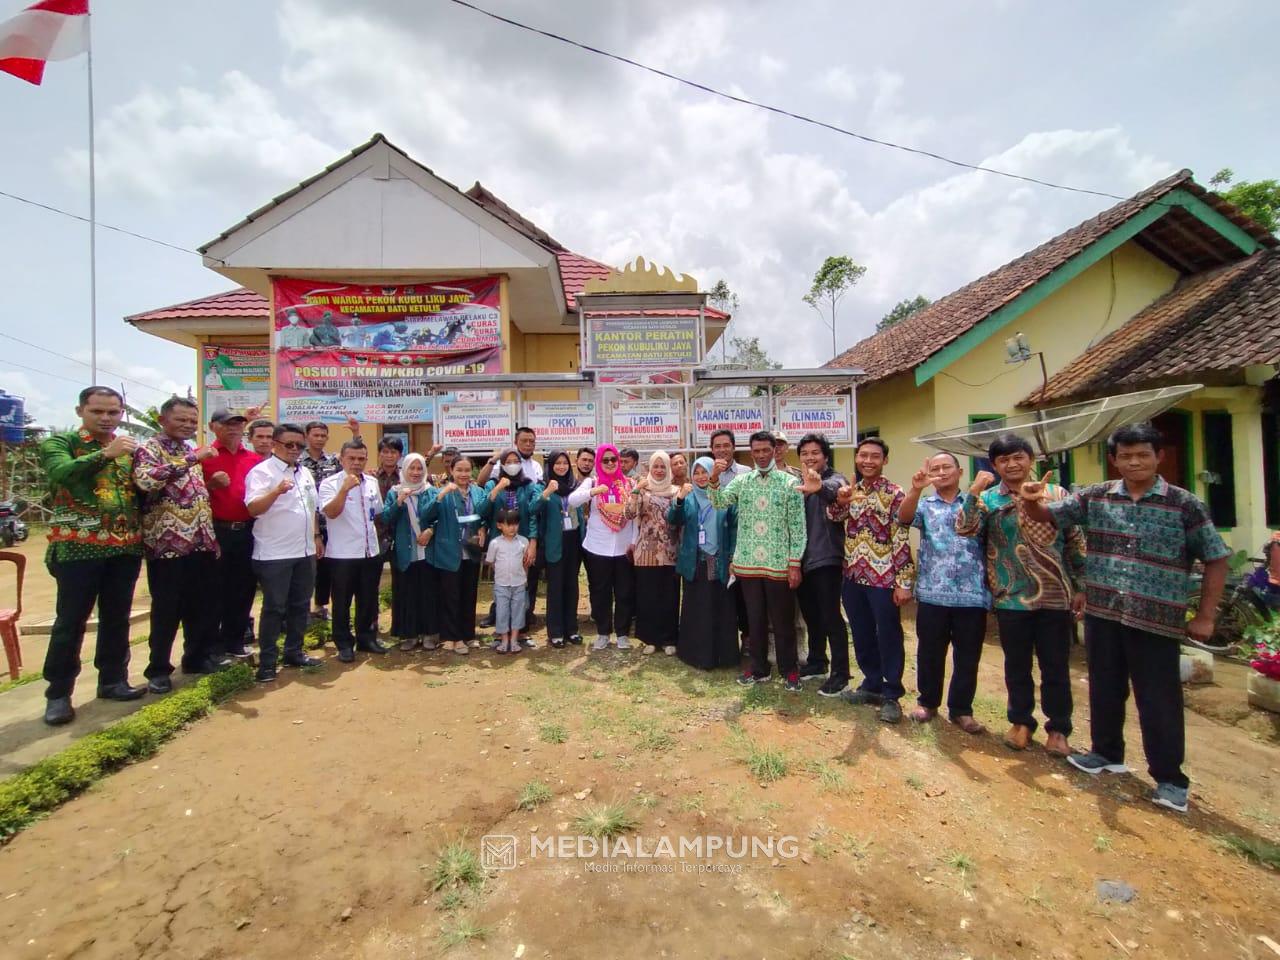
[537, 450, 584, 649]
[382, 453, 438, 652]
[625, 451, 680, 656]
[423, 456, 492, 654]
[670, 457, 740, 669]
[567, 444, 636, 651]
[486, 449, 541, 643]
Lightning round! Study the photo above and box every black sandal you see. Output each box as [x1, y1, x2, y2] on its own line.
[551, 638, 566, 649]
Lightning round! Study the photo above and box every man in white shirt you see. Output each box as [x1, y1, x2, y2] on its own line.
[319, 440, 388, 662]
[245, 423, 324, 683]
[277, 308, 312, 349]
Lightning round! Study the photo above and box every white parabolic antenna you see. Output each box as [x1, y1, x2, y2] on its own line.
[912, 384, 1203, 458]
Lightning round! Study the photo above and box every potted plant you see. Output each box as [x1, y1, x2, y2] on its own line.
[1245, 615, 1280, 713]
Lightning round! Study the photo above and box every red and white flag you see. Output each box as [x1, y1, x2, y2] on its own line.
[0, 0, 89, 85]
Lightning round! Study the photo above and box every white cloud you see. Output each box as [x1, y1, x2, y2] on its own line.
[63, 0, 1175, 378]
[0, 371, 61, 429]
[757, 54, 787, 82]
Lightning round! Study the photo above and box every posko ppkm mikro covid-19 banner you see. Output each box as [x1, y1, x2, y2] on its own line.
[271, 277, 503, 424]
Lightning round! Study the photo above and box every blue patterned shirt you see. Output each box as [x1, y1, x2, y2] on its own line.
[911, 493, 990, 609]
[1047, 477, 1230, 640]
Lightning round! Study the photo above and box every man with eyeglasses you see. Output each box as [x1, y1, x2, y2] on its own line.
[244, 423, 324, 683]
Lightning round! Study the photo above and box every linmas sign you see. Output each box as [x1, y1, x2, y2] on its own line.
[774, 396, 852, 443]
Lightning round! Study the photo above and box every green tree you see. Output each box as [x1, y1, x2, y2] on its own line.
[708, 279, 740, 362]
[876, 294, 931, 332]
[725, 335, 783, 396]
[803, 255, 867, 359]
[1209, 168, 1280, 234]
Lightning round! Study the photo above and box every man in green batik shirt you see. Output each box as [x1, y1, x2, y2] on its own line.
[709, 430, 806, 691]
[38, 386, 148, 727]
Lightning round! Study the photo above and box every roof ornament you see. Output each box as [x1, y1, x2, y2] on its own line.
[582, 256, 699, 295]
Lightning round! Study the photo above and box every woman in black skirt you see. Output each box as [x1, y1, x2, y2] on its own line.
[669, 457, 740, 670]
[538, 450, 584, 648]
[381, 453, 438, 650]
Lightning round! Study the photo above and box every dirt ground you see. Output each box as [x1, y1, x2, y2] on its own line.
[0, 586, 1278, 960]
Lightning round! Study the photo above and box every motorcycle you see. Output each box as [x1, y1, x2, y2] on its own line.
[0, 501, 28, 547]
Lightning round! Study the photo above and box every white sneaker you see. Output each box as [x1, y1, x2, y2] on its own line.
[642, 644, 657, 655]
[592, 635, 609, 651]
[616, 636, 632, 650]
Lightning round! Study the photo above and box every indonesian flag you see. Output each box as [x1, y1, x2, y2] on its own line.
[0, 0, 89, 85]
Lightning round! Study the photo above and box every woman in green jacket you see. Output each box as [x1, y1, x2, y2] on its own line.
[381, 453, 437, 651]
[669, 457, 740, 670]
[537, 450, 584, 649]
[485, 448, 541, 642]
[422, 455, 491, 654]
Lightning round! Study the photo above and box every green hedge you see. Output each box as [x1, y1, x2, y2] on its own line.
[0, 664, 254, 840]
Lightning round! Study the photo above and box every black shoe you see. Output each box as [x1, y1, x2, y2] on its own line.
[355, 639, 389, 655]
[736, 672, 770, 686]
[43, 696, 75, 725]
[839, 688, 883, 706]
[782, 673, 803, 692]
[878, 699, 903, 724]
[255, 666, 277, 683]
[97, 681, 147, 701]
[799, 664, 828, 680]
[567, 634, 583, 646]
[336, 648, 355, 664]
[226, 645, 253, 660]
[817, 676, 849, 698]
[147, 676, 172, 695]
[181, 657, 228, 676]
[550, 637, 566, 649]
[478, 615, 495, 628]
[282, 653, 322, 667]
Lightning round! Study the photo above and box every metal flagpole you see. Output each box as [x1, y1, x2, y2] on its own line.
[86, 4, 97, 382]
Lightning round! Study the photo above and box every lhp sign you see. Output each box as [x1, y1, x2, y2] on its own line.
[438, 401, 515, 450]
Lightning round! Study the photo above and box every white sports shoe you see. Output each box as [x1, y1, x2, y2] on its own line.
[616, 636, 632, 650]
[592, 635, 609, 651]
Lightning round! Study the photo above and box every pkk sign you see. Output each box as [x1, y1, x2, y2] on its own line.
[775, 396, 852, 443]
[610, 399, 682, 450]
[692, 398, 766, 446]
[524, 401, 597, 448]
[585, 316, 700, 369]
[271, 277, 503, 424]
[438, 401, 516, 451]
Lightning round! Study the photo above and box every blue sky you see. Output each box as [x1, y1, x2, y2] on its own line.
[1, 0, 1276, 425]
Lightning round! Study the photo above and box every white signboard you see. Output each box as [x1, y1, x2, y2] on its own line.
[775, 395, 852, 443]
[610, 399, 683, 450]
[438, 400, 516, 451]
[692, 398, 767, 447]
[524, 401, 598, 449]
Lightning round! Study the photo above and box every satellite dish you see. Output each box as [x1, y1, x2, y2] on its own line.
[912, 384, 1202, 458]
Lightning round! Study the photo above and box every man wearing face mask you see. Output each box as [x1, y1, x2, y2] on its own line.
[709, 431, 806, 691]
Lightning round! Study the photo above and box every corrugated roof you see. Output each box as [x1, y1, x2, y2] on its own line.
[1024, 249, 1280, 405]
[794, 169, 1275, 395]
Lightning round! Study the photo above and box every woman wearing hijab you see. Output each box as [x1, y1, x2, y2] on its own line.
[567, 444, 637, 650]
[670, 457, 741, 669]
[486, 448, 542, 642]
[537, 450, 584, 648]
[625, 451, 680, 655]
[382, 453, 438, 651]
[423, 455, 492, 654]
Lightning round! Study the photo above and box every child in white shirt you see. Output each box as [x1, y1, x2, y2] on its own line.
[486, 508, 530, 653]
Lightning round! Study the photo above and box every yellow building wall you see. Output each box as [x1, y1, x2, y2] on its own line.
[930, 242, 1180, 439]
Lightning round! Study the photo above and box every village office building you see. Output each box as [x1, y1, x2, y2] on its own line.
[127, 134, 858, 464]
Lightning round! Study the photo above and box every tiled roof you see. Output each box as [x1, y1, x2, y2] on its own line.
[1024, 249, 1280, 405]
[795, 169, 1274, 395]
[126, 287, 268, 323]
[465, 182, 566, 252]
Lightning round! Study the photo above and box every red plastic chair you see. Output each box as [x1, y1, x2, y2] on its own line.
[0, 550, 25, 681]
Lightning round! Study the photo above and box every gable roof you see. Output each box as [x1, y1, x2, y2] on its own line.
[1023, 249, 1280, 405]
[801, 170, 1274, 395]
